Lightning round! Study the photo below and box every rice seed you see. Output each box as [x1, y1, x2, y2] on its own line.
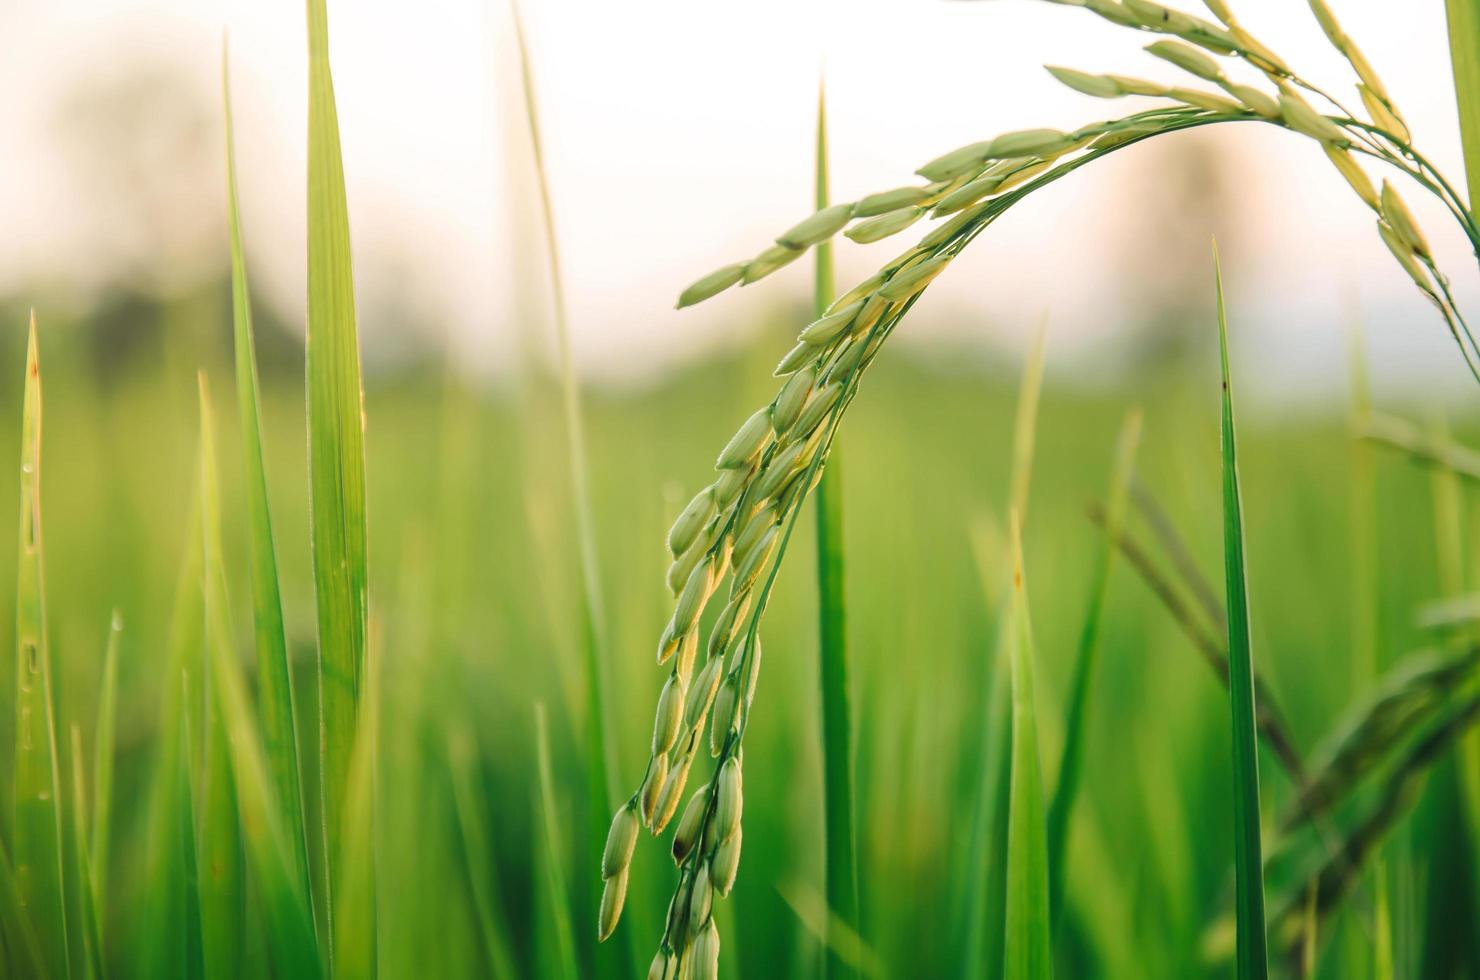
[1324, 146, 1379, 209]
[934, 174, 1004, 216]
[685, 656, 726, 733]
[598, 867, 628, 941]
[640, 755, 669, 826]
[753, 441, 809, 501]
[1379, 181, 1430, 257]
[707, 591, 752, 659]
[771, 366, 816, 435]
[1376, 220, 1433, 292]
[674, 557, 716, 633]
[1307, 0, 1343, 47]
[793, 382, 845, 437]
[714, 758, 743, 843]
[799, 302, 864, 345]
[828, 272, 887, 313]
[1046, 66, 1124, 99]
[917, 140, 996, 182]
[988, 128, 1071, 158]
[649, 950, 677, 980]
[669, 488, 717, 557]
[687, 864, 714, 937]
[1228, 24, 1288, 73]
[652, 754, 693, 835]
[845, 206, 925, 245]
[1221, 82, 1279, 118]
[672, 789, 709, 864]
[1146, 39, 1224, 81]
[742, 243, 804, 284]
[1086, 0, 1143, 29]
[710, 828, 743, 896]
[716, 408, 772, 469]
[675, 629, 701, 688]
[921, 200, 990, 249]
[774, 341, 818, 377]
[603, 803, 640, 878]
[712, 464, 752, 509]
[992, 160, 1052, 196]
[1359, 85, 1409, 142]
[731, 525, 779, 593]
[686, 919, 721, 980]
[654, 674, 686, 755]
[732, 505, 777, 571]
[657, 618, 682, 665]
[778, 203, 855, 249]
[1107, 74, 1171, 97]
[1170, 87, 1243, 113]
[879, 253, 950, 301]
[710, 676, 737, 756]
[853, 186, 933, 217]
[677, 262, 748, 309]
[1279, 92, 1347, 144]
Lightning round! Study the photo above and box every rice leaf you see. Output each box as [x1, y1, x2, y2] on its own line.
[0, 834, 47, 977]
[306, 0, 370, 912]
[67, 725, 103, 980]
[200, 385, 322, 979]
[534, 703, 578, 980]
[12, 315, 71, 979]
[1045, 409, 1141, 925]
[90, 612, 120, 936]
[195, 377, 245, 977]
[1003, 513, 1051, 980]
[1445, 0, 1480, 210]
[222, 41, 311, 906]
[812, 83, 859, 980]
[332, 625, 378, 980]
[1215, 249, 1270, 980]
[448, 728, 520, 979]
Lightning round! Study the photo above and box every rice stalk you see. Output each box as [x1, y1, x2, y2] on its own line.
[1003, 514, 1052, 980]
[1215, 248, 1269, 980]
[222, 40, 311, 909]
[11, 316, 71, 979]
[306, 0, 371, 931]
[1045, 409, 1141, 926]
[811, 84, 859, 980]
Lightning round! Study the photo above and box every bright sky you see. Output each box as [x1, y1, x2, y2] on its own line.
[0, 0, 1476, 400]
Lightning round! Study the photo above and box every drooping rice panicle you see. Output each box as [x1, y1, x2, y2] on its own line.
[306, 0, 371, 927]
[1215, 249, 1269, 980]
[12, 316, 71, 980]
[222, 42, 311, 907]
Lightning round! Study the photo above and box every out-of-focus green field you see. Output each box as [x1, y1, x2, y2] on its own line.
[0, 294, 1476, 977]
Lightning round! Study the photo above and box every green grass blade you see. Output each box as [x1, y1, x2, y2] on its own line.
[12, 316, 71, 979]
[178, 700, 204, 980]
[1003, 514, 1051, 980]
[1446, 0, 1480, 210]
[306, 0, 370, 918]
[1215, 249, 1270, 980]
[200, 384, 322, 980]
[508, 6, 625, 971]
[534, 703, 578, 980]
[447, 728, 520, 979]
[90, 612, 120, 935]
[222, 42, 311, 906]
[196, 377, 245, 978]
[0, 834, 47, 978]
[1045, 409, 1141, 926]
[67, 726, 102, 980]
[332, 630, 378, 980]
[812, 83, 859, 980]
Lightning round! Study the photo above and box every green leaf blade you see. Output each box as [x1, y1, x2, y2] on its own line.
[12, 317, 72, 980]
[1003, 516, 1052, 980]
[222, 44, 311, 908]
[305, 0, 370, 917]
[1216, 252, 1270, 980]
